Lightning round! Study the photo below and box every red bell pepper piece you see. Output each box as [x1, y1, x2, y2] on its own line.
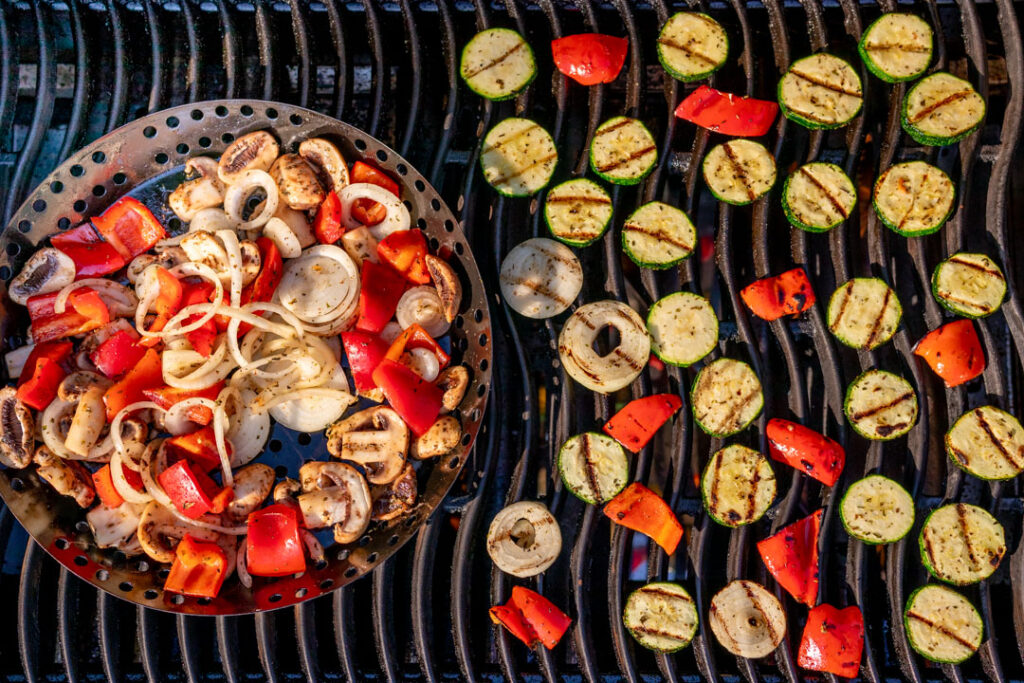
[15, 340, 73, 410]
[551, 33, 628, 86]
[313, 191, 345, 244]
[92, 465, 124, 508]
[603, 482, 683, 555]
[90, 328, 146, 379]
[757, 509, 822, 607]
[67, 288, 111, 322]
[27, 288, 110, 343]
[377, 230, 431, 284]
[350, 161, 400, 226]
[797, 604, 864, 678]
[741, 268, 816, 321]
[50, 223, 127, 278]
[164, 534, 228, 599]
[165, 425, 229, 473]
[765, 418, 845, 487]
[355, 260, 407, 333]
[142, 382, 224, 426]
[246, 504, 307, 577]
[372, 358, 443, 436]
[913, 319, 985, 388]
[90, 196, 167, 260]
[158, 460, 215, 519]
[602, 394, 683, 453]
[103, 347, 164, 420]
[674, 85, 780, 137]
[240, 238, 283, 336]
[16, 340, 73, 380]
[489, 586, 572, 650]
[341, 331, 390, 394]
[178, 281, 219, 357]
[490, 605, 536, 647]
[384, 323, 451, 370]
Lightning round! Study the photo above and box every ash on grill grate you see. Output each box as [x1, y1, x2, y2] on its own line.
[0, 1, 1023, 682]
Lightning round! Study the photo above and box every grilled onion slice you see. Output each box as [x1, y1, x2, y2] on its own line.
[709, 580, 786, 658]
[558, 300, 650, 394]
[486, 501, 562, 577]
[499, 238, 582, 319]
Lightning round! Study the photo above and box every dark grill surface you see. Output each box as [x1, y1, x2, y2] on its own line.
[1, 0, 1024, 681]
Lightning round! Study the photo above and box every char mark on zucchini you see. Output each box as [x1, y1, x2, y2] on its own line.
[907, 90, 977, 124]
[656, 37, 720, 66]
[905, 612, 979, 650]
[463, 41, 526, 79]
[797, 166, 850, 218]
[596, 146, 658, 174]
[788, 68, 863, 97]
[864, 288, 894, 349]
[622, 222, 692, 251]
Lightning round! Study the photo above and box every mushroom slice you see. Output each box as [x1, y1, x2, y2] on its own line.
[341, 226, 379, 267]
[226, 463, 275, 521]
[273, 203, 317, 249]
[326, 406, 409, 485]
[436, 365, 470, 413]
[8, 248, 76, 306]
[218, 130, 280, 185]
[65, 385, 107, 457]
[180, 230, 231, 278]
[410, 416, 462, 459]
[239, 240, 262, 286]
[486, 501, 562, 577]
[127, 246, 188, 285]
[425, 255, 462, 323]
[169, 157, 226, 222]
[87, 501, 146, 550]
[274, 477, 301, 503]
[58, 371, 112, 402]
[298, 138, 350, 193]
[0, 387, 34, 468]
[370, 463, 417, 521]
[137, 500, 220, 563]
[33, 446, 96, 508]
[270, 153, 326, 211]
[296, 461, 372, 543]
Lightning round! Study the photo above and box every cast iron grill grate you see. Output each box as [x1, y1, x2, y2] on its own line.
[0, 0, 1022, 681]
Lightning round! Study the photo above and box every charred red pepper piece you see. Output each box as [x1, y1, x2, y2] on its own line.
[350, 161, 400, 226]
[765, 418, 845, 487]
[372, 358, 443, 436]
[246, 504, 307, 577]
[90, 196, 167, 260]
[674, 85, 780, 137]
[142, 382, 225, 426]
[377, 230, 431, 284]
[551, 33, 629, 86]
[384, 323, 451, 370]
[164, 534, 228, 599]
[27, 288, 110, 343]
[158, 460, 216, 519]
[797, 604, 864, 678]
[90, 328, 146, 379]
[913, 319, 985, 388]
[313, 191, 345, 244]
[242, 237, 284, 305]
[341, 331, 390, 394]
[602, 394, 683, 453]
[756, 509, 822, 607]
[355, 260, 407, 333]
[489, 586, 572, 650]
[50, 224, 127, 278]
[15, 341, 73, 410]
[603, 482, 683, 554]
[103, 347, 164, 420]
[165, 425, 230, 473]
[740, 268, 816, 321]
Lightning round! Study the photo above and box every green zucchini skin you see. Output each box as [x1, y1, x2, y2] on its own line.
[858, 13, 934, 83]
[589, 117, 658, 186]
[623, 582, 699, 653]
[459, 28, 537, 101]
[778, 54, 863, 130]
[557, 432, 629, 505]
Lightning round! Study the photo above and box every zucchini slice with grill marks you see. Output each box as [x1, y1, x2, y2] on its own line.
[778, 53, 863, 129]
[932, 252, 1007, 318]
[919, 503, 1005, 586]
[480, 117, 557, 197]
[656, 12, 729, 82]
[623, 582, 699, 652]
[827, 277, 902, 350]
[904, 585, 983, 664]
[622, 201, 697, 268]
[557, 432, 629, 505]
[844, 369, 918, 441]
[858, 13, 934, 83]
[590, 116, 658, 186]
[460, 28, 537, 101]
[840, 474, 915, 545]
[709, 580, 787, 659]
[544, 178, 613, 247]
[902, 72, 986, 146]
[782, 162, 857, 232]
[873, 161, 955, 237]
[945, 405, 1024, 481]
[701, 444, 776, 528]
[647, 292, 718, 367]
[702, 139, 776, 206]
[691, 358, 764, 437]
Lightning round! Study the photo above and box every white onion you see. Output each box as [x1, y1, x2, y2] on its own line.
[189, 207, 239, 233]
[216, 229, 244, 308]
[40, 398, 78, 459]
[396, 286, 450, 338]
[137, 263, 225, 339]
[110, 446, 153, 505]
[162, 340, 228, 390]
[164, 397, 219, 436]
[380, 321, 403, 344]
[339, 182, 410, 239]
[262, 217, 303, 258]
[54, 278, 138, 317]
[277, 245, 360, 324]
[4, 344, 34, 379]
[111, 401, 165, 462]
[267, 365, 355, 433]
[274, 204, 316, 248]
[225, 387, 271, 467]
[224, 169, 279, 230]
[404, 347, 440, 381]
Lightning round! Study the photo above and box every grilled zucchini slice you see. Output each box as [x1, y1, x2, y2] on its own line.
[902, 72, 986, 146]
[480, 117, 557, 197]
[905, 585, 982, 664]
[932, 252, 1006, 318]
[840, 475, 915, 545]
[590, 116, 658, 186]
[623, 582, 699, 652]
[701, 445, 776, 528]
[702, 139, 776, 206]
[622, 201, 696, 268]
[557, 432, 629, 505]
[844, 369, 917, 441]
[460, 28, 536, 101]
[544, 179, 613, 247]
[827, 277, 902, 350]
[873, 161, 954, 237]
[691, 358, 763, 437]
[782, 162, 856, 232]
[647, 292, 717, 367]
[919, 503, 1005, 586]
[656, 12, 729, 82]
[945, 405, 1024, 481]
[858, 13, 933, 83]
[778, 53, 863, 129]
[709, 580, 787, 658]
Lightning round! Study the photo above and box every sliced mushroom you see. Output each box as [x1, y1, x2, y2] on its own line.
[58, 371, 112, 402]
[326, 406, 409, 485]
[273, 477, 301, 503]
[8, 248, 76, 306]
[410, 416, 462, 459]
[127, 246, 188, 285]
[370, 463, 417, 522]
[0, 387, 34, 468]
[298, 138, 350, 193]
[436, 365, 470, 413]
[137, 500, 221, 563]
[180, 230, 230, 278]
[169, 157, 226, 222]
[33, 446, 96, 508]
[425, 255, 462, 323]
[269, 154, 326, 211]
[65, 384, 108, 457]
[218, 131, 280, 185]
[273, 203, 316, 249]
[226, 463, 275, 521]
[239, 239, 262, 286]
[87, 501, 146, 551]
[341, 226, 378, 267]
[88, 417, 148, 462]
[297, 461, 372, 544]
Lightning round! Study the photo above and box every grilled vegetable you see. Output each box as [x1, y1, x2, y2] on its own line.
[558, 432, 629, 505]
[622, 202, 696, 269]
[779, 53, 863, 129]
[481, 118, 557, 197]
[797, 604, 865, 678]
[691, 358, 763, 437]
[766, 418, 845, 487]
[544, 178, 613, 247]
[945, 405, 1024, 480]
[902, 72, 985, 146]
[844, 370, 918, 441]
[489, 586, 571, 650]
[840, 475, 915, 544]
[757, 509, 821, 606]
[740, 268, 815, 321]
[904, 585, 983, 664]
[919, 503, 1005, 586]
[674, 85, 778, 137]
[702, 139, 776, 206]
[603, 483, 683, 554]
[709, 580, 786, 658]
[460, 28, 536, 101]
[914, 320, 985, 387]
[646, 292, 717, 366]
[782, 162, 856, 232]
[873, 161, 954, 237]
[602, 394, 683, 453]
[858, 13, 933, 82]
[623, 582, 699, 652]
[551, 33, 628, 86]
[656, 12, 729, 82]
[499, 238, 582, 319]
[827, 277, 902, 350]
[558, 300, 650, 394]
[701, 444, 775, 528]
[486, 501, 562, 578]
[932, 252, 1006, 318]
[589, 116, 657, 185]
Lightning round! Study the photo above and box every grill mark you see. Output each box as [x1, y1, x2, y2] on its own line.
[781, 105, 838, 125]
[896, 172, 930, 231]
[975, 409, 1023, 470]
[921, 527, 938, 570]
[546, 194, 613, 205]
[863, 42, 932, 53]
[955, 504, 980, 574]
[949, 445, 972, 468]
[743, 583, 781, 645]
[560, 346, 603, 382]
[580, 434, 602, 502]
[623, 222, 694, 251]
[829, 285, 852, 333]
[745, 464, 762, 523]
[722, 389, 760, 433]
[611, 346, 644, 371]
[629, 624, 691, 641]
[722, 142, 757, 201]
[499, 274, 571, 308]
[656, 37, 719, 67]
[798, 167, 850, 219]
[789, 69, 862, 97]
[709, 451, 724, 515]
[488, 153, 558, 187]
[908, 90, 975, 124]
[850, 391, 914, 422]
[595, 118, 635, 137]
[708, 603, 740, 652]
[864, 287, 894, 348]
[481, 122, 542, 155]
[463, 40, 526, 78]
[596, 146, 657, 174]
[639, 587, 694, 603]
[936, 291, 989, 311]
[906, 611, 979, 650]
[532, 245, 584, 270]
[946, 257, 1005, 280]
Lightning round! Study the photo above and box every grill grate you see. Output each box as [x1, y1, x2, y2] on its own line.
[0, 0, 1023, 681]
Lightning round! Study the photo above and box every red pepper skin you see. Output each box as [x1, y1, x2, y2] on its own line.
[341, 331, 390, 394]
[603, 482, 684, 554]
[313, 191, 345, 244]
[158, 460, 215, 519]
[103, 347, 164, 421]
[15, 340, 73, 410]
[90, 197, 167, 260]
[674, 85, 780, 137]
[797, 604, 864, 678]
[377, 230, 431, 284]
[757, 509, 822, 607]
[741, 268, 816, 321]
[27, 289, 110, 343]
[164, 534, 228, 599]
[551, 33, 628, 86]
[93, 464, 130, 508]
[913, 319, 985, 388]
[178, 281, 219, 357]
[165, 425, 229, 472]
[355, 260, 407, 333]
[142, 382, 224, 426]
[246, 504, 307, 577]
[67, 288, 111, 322]
[384, 323, 451, 369]
[350, 161, 400, 226]
[489, 604, 537, 646]
[50, 224, 126, 278]
[372, 359, 443, 436]
[765, 419, 845, 487]
[508, 586, 572, 649]
[90, 329, 146, 379]
[241, 237, 284, 306]
[603, 394, 683, 453]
